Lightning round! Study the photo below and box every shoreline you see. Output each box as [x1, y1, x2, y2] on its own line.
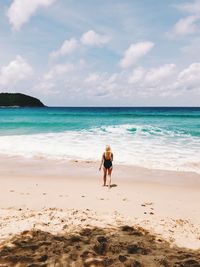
[1, 153, 200, 186]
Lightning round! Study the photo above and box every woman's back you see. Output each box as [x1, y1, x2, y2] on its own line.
[104, 151, 113, 161]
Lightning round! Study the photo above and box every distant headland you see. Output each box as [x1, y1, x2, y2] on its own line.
[0, 93, 45, 107]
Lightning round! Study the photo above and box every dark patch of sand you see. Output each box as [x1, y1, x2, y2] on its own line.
[0, 226, 200, 267]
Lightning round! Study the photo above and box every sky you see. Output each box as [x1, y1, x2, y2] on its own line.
[0, 0, 200, 106]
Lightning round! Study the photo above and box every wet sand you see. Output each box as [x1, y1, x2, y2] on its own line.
[0, 155, 200, 266]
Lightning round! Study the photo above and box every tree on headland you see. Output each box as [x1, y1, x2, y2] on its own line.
[0, 93, 45, 107]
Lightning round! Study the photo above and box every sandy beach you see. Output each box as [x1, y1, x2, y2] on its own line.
[2, 0, 200, 265]
[0, 155, 200, 266]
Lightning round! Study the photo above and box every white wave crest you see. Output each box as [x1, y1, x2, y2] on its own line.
[0, 124, 199, 174]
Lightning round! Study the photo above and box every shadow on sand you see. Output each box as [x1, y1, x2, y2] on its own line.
[110, 184, 117, 188]
[0, 225, 200, 266]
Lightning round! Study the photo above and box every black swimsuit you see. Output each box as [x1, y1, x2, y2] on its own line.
[103, 153, 113, 169]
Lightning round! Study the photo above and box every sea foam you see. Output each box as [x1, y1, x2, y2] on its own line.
[0, 124, 199, 174]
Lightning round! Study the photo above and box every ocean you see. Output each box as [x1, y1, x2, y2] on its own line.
[0, 107, 199, 174]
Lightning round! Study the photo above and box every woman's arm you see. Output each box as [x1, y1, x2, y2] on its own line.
[99, 153, 104, 171]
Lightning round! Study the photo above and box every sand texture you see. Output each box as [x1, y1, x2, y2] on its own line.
[1, 225, 200, 267]
[0, 156, 200, 266]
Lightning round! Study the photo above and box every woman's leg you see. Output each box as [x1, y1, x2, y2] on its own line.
[103, 168, 107, 186]
[107, 168, 112, 188]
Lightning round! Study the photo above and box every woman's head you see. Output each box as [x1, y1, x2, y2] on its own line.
[106, 145, 111, 152]
[105, 145, 112, 159]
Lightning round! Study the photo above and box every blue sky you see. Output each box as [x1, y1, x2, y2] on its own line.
[0, 0, 200, 106]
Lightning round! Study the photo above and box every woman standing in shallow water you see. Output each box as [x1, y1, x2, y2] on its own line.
[99, 145, 113, 188]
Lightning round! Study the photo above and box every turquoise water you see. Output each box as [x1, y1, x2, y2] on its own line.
[0, 107, 200, 173]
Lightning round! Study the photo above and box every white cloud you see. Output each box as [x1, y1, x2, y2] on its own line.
[7, 0, 56, 30]
[145, 64, 176, 83]
[169, 1, 200, 37]
[0, 55, 33, 86]
[82, 72, 118, 98]
[128, 67, 145, 84]
[177, 63, 200, 89]
[49, 38, 78, 59]
[120, 42, 154, 69]
[81, 30, 110, 46]
[85, 73, 100, 83]
[107, 73, 118, 83]
[129, 64, 176, 85]
[32, 61, 200, 105]
[44, 63, 74, 80]
[126, 62, 200, 99]
[33, 81, 59, 95]
[172, 15, 199, 36]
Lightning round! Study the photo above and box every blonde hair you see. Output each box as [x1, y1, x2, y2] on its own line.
[105, 145, 112, 160]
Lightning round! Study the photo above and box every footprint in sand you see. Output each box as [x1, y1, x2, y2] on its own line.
[141, 202, 155, 216]
[141, 202, 154, 207]
[143, 211, 154, 215]
[9, 190, 15, 193]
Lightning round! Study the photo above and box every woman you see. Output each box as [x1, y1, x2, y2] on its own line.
[99, 145, 113, 188]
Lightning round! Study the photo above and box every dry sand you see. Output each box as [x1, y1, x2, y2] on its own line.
[0, 155, 200, 266]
